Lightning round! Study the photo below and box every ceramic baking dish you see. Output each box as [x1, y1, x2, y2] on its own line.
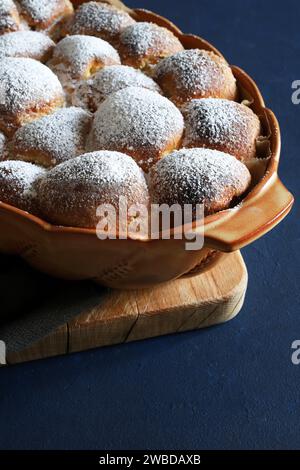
[0, 1, 294, 289]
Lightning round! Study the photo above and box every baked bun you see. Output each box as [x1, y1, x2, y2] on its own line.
[0, 30, 55, 62]
[183, 98, 261, 162]
[73, 64, 161, 112]
[118, 22, 184, 70]
[88, 86, 184, 172]
[37, 151, 150, 228]
[0, 0, 22, 35]
[47, 34, 121, 93]
[18, 0, 74, 39]
[149, 148, 251, 217]
[154, 49, 238, 105]
[66, 1, 135, 46]
[0, 57, 65, 136]
[0, 159, 45, 213]
[11, 107, 92, 167]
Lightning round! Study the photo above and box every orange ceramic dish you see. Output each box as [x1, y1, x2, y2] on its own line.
[0, 2, 294, 289]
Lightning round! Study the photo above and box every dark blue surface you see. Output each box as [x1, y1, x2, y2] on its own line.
[0, 0, 299, 450]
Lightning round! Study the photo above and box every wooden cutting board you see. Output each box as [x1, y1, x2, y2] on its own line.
[6, 251, 247, 365]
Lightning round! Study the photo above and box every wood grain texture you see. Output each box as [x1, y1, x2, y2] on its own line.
[7, 252, 247, 365]
[7, 325, 67, 365]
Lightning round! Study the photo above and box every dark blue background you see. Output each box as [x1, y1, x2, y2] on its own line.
[0, 0, 299, 450]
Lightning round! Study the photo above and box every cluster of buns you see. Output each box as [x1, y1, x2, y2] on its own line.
[0, 1, 262, 229]
[0, 0, 74, 38]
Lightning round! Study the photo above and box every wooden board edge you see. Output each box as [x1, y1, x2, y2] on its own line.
[6, 324, 68, 365]
[5, 252, 248, 364]
[69, 253, 248, 353]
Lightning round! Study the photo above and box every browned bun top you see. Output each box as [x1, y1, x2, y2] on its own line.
[36, 150, 150, 228]
[18, 0, 74, 30]
[11, 107, 92, 168]
[154, 49, 238, 105]
[73, 64, 161, 112]
[0, 30, 55, 62]
[0, 159, 46, 213]
[118, 21, 184, 69]
[182, 98, 261, 162]
[0, 57, 65, 136]
[149, 148, 251, 217]
[88, 86, 184, 172]
[47, 34, 120, 93]
[66, 1, 135, 45]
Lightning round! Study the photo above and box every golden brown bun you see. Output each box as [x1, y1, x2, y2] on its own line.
[117, 22, 184, 70]
[182, 98, 261, 162]
[36, 151, 150, 228]
[66, 2, 135, 46]
[72, 64, 161, 112]
[0, 57, 65, 137]
[47, 34, 121, 94]
[18, 0, 74, 39]
[154, 49, 238, 105]
[88, 87, 184, 172]
[149, 148, 251, 218]
[0, 31, 55, 62]
[11, 107, 92, 168]
[0, 160, 46, 214]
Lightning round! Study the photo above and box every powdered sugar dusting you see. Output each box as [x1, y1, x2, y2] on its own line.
[68, 1, 135, 42]
[183, 98, 261, 160]
[18, 0, 70, 24]
[0, 0, 20, 33]
[154, 49, 236, 103]
[0, 57, 64, 113]
[0, 0, 17, 12]
[12, 106, 92, 166]
[0, 30, 54, 60]
[73, 65, 161, 112]
[149, 148, 251, 215]
[0, 159, 46, 211]
[48, 34, 120, 88]
[37, 151, 149, 227]
[0, 4, 260, 224]
[119, 21, 183, 64]
[90, 87, 184, 171]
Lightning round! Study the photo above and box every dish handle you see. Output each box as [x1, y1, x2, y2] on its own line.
[204, 175, 294, 251]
